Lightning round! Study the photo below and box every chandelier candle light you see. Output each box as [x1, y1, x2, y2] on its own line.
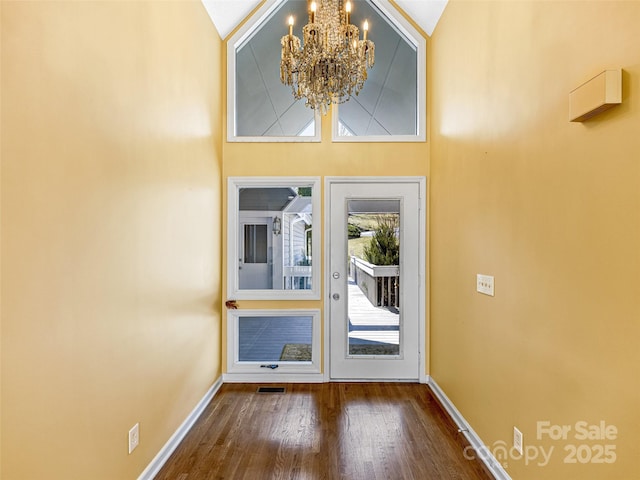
[280, 0, 375, 115]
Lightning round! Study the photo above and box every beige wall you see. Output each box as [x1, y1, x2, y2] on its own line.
[1, 1, 222, 479]
[430, 1, 640, 478]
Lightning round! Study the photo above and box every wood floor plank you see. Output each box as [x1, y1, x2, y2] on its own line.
[154, 383, 493, 480]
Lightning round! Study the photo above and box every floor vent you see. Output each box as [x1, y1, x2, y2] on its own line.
[256, 386, 286, 394]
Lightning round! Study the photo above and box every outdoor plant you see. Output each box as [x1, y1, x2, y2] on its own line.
[363, 215, 399, 266]
[348, 223, 362, 239]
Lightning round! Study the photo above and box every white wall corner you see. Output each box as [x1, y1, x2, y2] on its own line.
[201, 0, 262, 39]
[394, 0, 449, 36]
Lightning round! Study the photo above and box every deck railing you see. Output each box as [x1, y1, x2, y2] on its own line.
[350, 257, 399, 308]
[283, 265, 312, 289]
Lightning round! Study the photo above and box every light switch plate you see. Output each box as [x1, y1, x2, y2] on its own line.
[513, 426, 523, 455]
[128, 423, 139, 454]
[476, 274, 494, 296]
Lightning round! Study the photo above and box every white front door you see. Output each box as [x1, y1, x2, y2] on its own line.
[328, 179, 424, 380]
[239, 217, 272, 290]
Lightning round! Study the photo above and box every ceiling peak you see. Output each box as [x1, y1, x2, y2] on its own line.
[202, 0, 448, 39]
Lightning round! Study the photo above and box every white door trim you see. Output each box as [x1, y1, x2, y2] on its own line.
[323, 177, 427, 382]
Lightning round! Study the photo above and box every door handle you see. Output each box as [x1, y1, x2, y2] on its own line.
[332, 293, 340, 300]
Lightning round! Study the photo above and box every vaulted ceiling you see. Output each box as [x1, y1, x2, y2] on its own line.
[202, 0, 448, 39]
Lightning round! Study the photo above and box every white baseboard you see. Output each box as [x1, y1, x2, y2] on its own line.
[137, 377, 223, 480]
[223, 372, 325, 383]
[427, 378, 511, 480]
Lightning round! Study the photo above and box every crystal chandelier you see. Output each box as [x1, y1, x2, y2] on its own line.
[280, 0, 375, 115]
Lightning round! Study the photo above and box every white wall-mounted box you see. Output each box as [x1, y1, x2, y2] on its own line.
[569, 69, 621, 122]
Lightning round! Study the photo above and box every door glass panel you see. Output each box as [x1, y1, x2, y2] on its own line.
[239, 219, 272, 290]
[347, 200, 401, 356]
[244, 224, 268, 263]
[238, 315, 313, 363]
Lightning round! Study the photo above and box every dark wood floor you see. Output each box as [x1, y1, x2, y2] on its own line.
[154, 383, 493, 480]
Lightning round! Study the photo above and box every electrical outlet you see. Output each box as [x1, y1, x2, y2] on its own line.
[513, 426, 523, 455]
[476, 274, 495, 296]
[128, 423, 139, 454]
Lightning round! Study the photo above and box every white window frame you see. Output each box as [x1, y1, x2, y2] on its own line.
[226, 309, 321, 376]
[227, 0, 426, 143]
[227, 0, 321, 143]
[332, 0, 426, 143]
[227, 176, 321, 300]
